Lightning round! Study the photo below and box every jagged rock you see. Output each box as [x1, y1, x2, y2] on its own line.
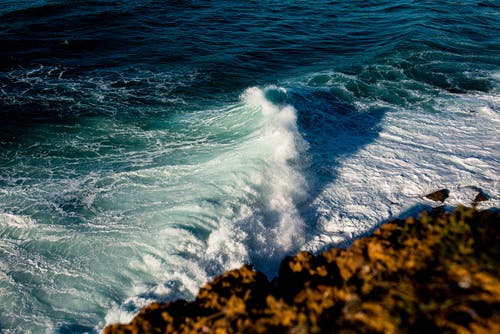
[104, 207, 500, 334]
[425, 188, 450, 202]
[473, 189, 490, 204]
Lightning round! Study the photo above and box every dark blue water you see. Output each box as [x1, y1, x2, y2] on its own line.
[1, 1, 499, 332]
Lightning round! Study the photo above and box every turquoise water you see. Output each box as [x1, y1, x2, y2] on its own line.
[1, 1, 499, 332]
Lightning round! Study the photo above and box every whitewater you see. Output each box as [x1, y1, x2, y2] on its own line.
[0, 1, 499, 332]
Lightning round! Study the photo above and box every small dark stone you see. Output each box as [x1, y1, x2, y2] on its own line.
[473, 190, 490, 204]
[446, 87, 466, 94]
[425, 189, 450, 202]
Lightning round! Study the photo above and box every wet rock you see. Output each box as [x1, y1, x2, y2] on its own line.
[425, 188, 450, 202]
[473, 189, 490, 205]
[446, 87, 467, 94]
[104, 206, 500, 334]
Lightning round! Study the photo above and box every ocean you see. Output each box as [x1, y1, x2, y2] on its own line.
[0, 0, 499, 332]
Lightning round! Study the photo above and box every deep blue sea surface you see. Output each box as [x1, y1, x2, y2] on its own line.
[1, 1, 499, 332]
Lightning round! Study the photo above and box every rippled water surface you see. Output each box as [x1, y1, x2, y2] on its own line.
[0, 1, 499, 332]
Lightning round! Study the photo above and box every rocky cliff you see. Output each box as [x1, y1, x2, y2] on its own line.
[104, 206, 499, 333]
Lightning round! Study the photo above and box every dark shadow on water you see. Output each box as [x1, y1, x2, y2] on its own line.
[287, 87, 388, 249]
[243, 85, 389, 275]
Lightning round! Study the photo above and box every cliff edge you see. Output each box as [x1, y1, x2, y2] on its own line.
[104, 206, 499, 333]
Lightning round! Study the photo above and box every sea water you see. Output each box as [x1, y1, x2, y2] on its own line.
[0, 1, 498, 332]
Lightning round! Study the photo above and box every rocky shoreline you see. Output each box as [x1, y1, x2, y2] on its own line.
[104, 206, 499, 333]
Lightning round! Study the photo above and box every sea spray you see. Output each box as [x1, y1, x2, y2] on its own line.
[219, 86, 309, 270]
[104, 86, 310, 327]
[241, 86, 308, 251]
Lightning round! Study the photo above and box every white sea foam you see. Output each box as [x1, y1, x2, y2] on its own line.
[99, 85, 310, 328]
[300, 74, 499, 251]
[240, 86, 309, 251]
[1, 70, 498, 332]
[0, 212, 36, 229]
[103, 81, 499, 329]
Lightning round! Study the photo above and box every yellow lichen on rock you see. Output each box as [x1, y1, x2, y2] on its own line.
[104, 206, 499, 334]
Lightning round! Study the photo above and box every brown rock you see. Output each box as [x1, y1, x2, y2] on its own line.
[425, 188, 450, 202]
[105, 206, 500, 334]
[473, 189, 490, 205]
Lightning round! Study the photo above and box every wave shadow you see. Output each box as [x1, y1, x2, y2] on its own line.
[285, 86, 390, 252]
